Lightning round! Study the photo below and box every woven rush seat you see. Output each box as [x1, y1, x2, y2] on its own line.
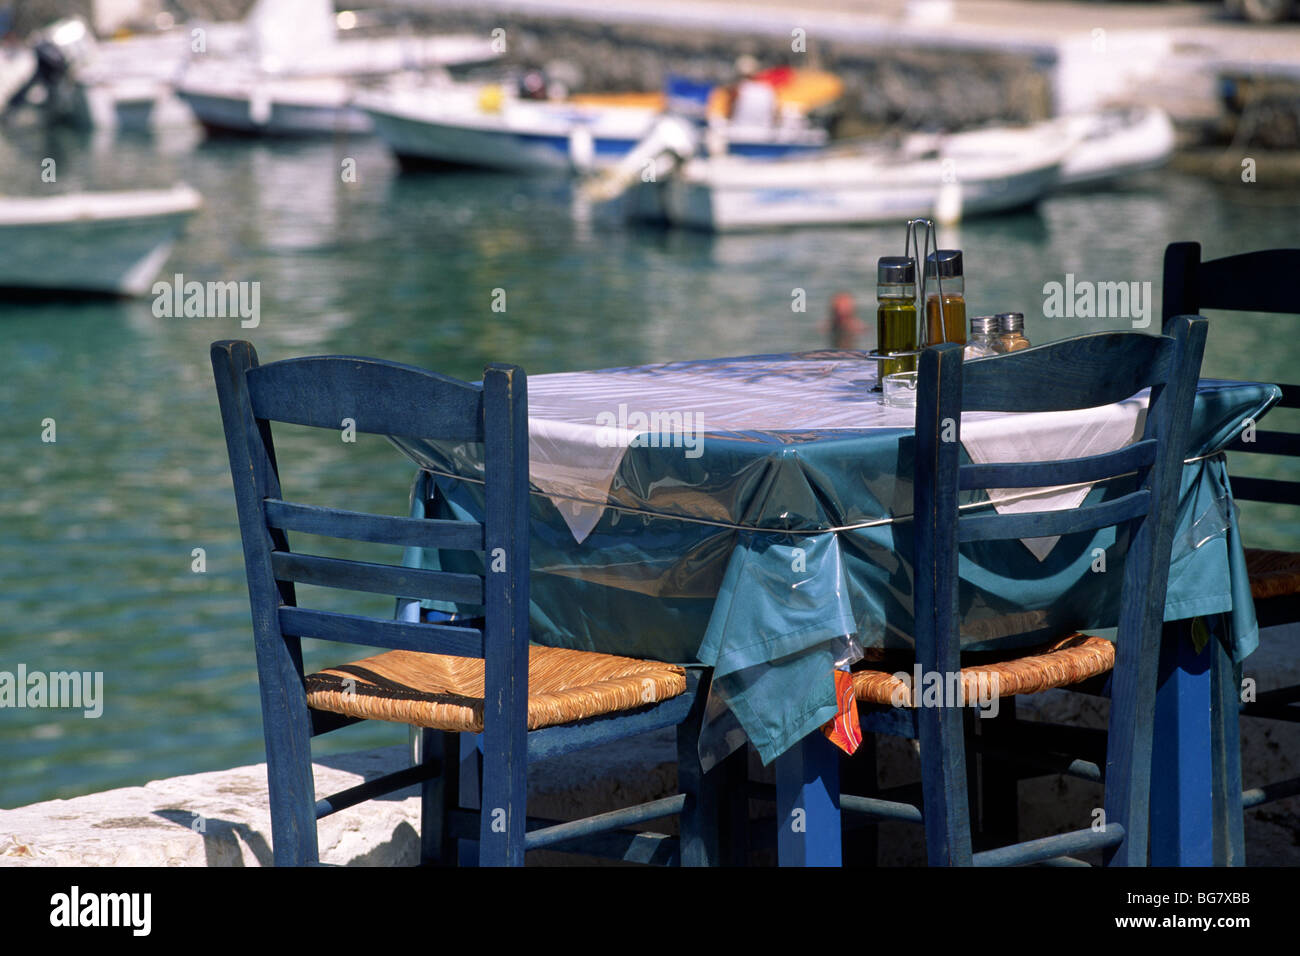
[1244, 548, 1300, 601]
[852, 633, 1116, 707]
[305, 645, 687, 733]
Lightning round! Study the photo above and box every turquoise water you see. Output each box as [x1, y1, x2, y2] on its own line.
[2, 125, 1298, 808]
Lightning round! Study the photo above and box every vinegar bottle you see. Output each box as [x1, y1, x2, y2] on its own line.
[924, 249, 966, 346]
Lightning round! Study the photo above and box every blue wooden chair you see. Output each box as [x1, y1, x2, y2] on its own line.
[1164, 242, 1300, 830]
[210, 340, 723, 866]
[843, 317, 1207, 865]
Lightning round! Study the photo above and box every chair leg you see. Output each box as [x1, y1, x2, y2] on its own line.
[1104, 625, 1163, 866]
[261, 699, 319, 866]
[419, 729, 458, 866]
[677, 691, 721, 866]
[720, 746, 751, 866]
[840, 735, 878, 866]
[917, 702, 973, 866]
[1209, 616, 1246, 866]
[478, 729, 527, 867]
[976, 699, 1020, 851]
[458, 733, 483, 866]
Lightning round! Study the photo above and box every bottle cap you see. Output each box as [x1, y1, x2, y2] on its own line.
[877, 256, 916, 285]
[996, 312, 1025, 332]
[924, 249, 964, 279]
[970, 315, 998, 335]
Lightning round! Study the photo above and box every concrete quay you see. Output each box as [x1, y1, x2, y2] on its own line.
[4, 624, 1298, 866]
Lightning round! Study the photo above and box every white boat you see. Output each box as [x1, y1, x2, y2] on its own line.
[911, 107, 1176, 190]
[610, 105, 1173, 231]
[622, 125, 1068, 232]
[355, 82, 830, 173]
[1058, 106, 1176, 187]
[9, 16, 246, 132]
[173, 0, 498, 137]
[176, 72, 375, 136]
[0, 185, 201, 296]
[15, 0, 498, 134]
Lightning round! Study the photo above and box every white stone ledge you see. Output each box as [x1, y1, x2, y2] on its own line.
[0, 731, 679, 867]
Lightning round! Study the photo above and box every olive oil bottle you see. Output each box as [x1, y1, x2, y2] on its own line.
[876, 256, 918, 376]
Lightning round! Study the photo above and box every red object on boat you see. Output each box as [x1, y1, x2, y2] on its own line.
[754, 66, 797, 88]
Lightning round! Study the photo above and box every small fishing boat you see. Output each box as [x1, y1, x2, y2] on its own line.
[176, 72, 374, 136]
[1057, 106, 1176, 187]
[602, 105, 1172, 231]
[7, 15, 244, 131]
[0, 185, 201, 296]
[615, 123, 1067, 232]
[170, 0, 497, 137]
[175, 37, 499, 137]
[907, 107, 1176, 190]
[355, 77, 831, 173]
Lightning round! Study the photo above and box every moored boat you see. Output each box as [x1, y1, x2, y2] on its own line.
[0, 185, 201, 296]
[175, 73, 373, 137]
[356, 79, 831, 173]
[623, 129, 1068, 232]
[907, 107, 1176, 190]
[1057, 106, 1176, 187]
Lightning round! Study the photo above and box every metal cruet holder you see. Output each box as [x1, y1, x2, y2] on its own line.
[866, 218, 949, 387]
[906, 217, 951, 346]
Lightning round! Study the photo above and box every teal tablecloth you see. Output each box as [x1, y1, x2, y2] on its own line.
[394, 356, 1280, 765]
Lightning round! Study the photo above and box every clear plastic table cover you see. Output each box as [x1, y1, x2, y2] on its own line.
[389, 352, 1281, 765]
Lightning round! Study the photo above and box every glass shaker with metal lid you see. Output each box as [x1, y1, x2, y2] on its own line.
[996, 312, 1030, 352]
[924, 249, 966, 346]
[876, 256, 918, 376]
[964, 315, 999, 360]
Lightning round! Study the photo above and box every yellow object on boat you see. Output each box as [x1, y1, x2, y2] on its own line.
[773, 70, 844, 111]
[566, 70, 844, 115]
[478, 85, 505, 113]
[567, 92, 668, 109]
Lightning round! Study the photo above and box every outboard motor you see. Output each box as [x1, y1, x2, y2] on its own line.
[4, 18, 93, 119]
[580, 114, 699, 202]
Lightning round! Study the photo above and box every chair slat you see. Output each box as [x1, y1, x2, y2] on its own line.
[1225, 430, 1300, 458]
[279, 606, 485, 658]
[264, 499, 483, 550]
[246, 355, 485, 441]
[1226, 476, 1300, 506]
[271, 551, 484, 604]
[1276, 384, 1300, 410]
[1195, 249, 1300, 316]
[959, 440, 1156, 491]
[960, 333, 1169, 413]
[957, 489, 1151, 544]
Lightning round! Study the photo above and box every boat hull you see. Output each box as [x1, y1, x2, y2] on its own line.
[642, 154, 1063, 232]
[0, 188, 200, 296]
[175, 87, 374, 138]
[1058, 107, 1176, 188]
[358, 92, 828, 173]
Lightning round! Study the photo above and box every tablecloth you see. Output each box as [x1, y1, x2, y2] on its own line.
[392, 351, 1280, 764]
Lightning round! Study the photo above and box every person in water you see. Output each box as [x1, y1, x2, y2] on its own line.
[824, 292, 867, 350]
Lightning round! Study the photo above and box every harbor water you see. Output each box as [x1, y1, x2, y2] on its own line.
[2, 126, 1298, 808]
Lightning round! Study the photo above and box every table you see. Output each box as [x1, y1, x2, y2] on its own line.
[393, 350, 1279, 864]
